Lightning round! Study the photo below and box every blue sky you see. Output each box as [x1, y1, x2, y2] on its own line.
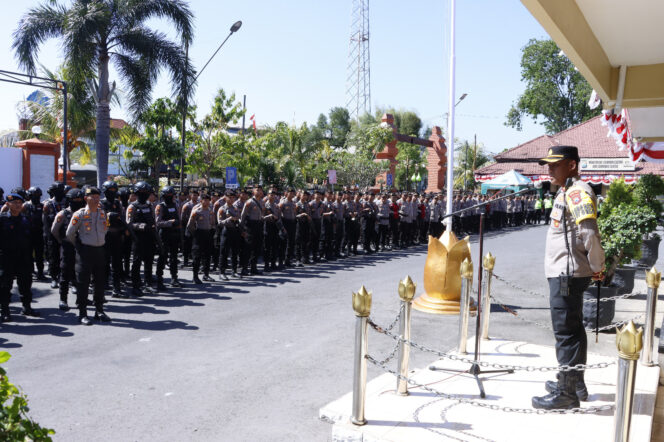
[0, 0, 551, 154]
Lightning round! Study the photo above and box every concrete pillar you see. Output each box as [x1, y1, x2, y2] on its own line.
[374, 114, 398, 191]
[425, 126, 447, 193]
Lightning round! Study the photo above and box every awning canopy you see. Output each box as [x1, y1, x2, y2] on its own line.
[521, 0, 664, 160]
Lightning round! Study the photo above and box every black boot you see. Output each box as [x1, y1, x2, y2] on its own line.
[532, 372, 580, 410]
[545, 371, 589, 401]
[157, 276, 167, 291]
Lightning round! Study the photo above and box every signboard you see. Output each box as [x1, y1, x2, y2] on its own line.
[226, 166, 239, 189]
[328, 169, 337, 184]
[579, 158, 635, 172]
[30, 154, 56, 194]
[0, 148, 23, 193]
[386, 173, 393, 187]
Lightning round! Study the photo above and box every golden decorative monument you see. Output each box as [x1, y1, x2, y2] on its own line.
[352, 286, 372, 317]
[616, 321, 643, 360]
[398, 276, 416, 302]
[413, 230, 472, 314]
[483, 252, 496, 272]
[645, 266, 661, 289]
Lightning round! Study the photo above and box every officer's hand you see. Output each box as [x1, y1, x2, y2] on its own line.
[591, 270, 605, 282]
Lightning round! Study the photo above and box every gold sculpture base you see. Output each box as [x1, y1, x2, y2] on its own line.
[413, 293, 476, 315]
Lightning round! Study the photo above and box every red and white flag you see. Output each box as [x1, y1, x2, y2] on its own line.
[249, 114, 256, 133]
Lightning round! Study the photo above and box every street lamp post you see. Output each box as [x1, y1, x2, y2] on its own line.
[179, 20, 242, 191]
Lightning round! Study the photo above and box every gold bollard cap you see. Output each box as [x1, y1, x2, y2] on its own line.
[460, 258, 473, 280]
[483, 253, 496, 272]
[616, 321, 643, 360]
[646, 267, 661, 289]
[398, 276, 417, 302]
[352, 286, 372, 317]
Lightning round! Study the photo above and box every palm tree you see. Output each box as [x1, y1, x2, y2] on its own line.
[13, 0, 194, 186]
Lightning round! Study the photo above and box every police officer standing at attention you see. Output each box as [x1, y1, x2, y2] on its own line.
[155, 186, 182, 289]
[51, 188, 85, 311]
[531, 146, 605, 410]
[180, 189, 199, 268]
[295, 191, 312, 266]
[218, 190, 242, 279]
[240, 186, 265, 275]
[24, 187, 46, 280]
[188, 193, 215, 283]
[43, 182, 66, 288]
[126, 182, 157, 297]
[0, 192, 40, 321]
[101, 181, 127, 297]
[66, 187, 110, 325]
[279, 188, 297, 267]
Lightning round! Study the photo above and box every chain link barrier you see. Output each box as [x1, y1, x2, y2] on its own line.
[366, 355, 615, 415]
[367, 318, 613, 373]
[488, 293, 646, 333]
[492, 273, 644, 303]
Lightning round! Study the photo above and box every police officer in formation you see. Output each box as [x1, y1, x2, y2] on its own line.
[51, 188, 85, 311]
[0, 192, 39, 321]
[24, 187, 46, 280]
[187, 193, 215, 283]
[43, 182, 66, 288]
[101, 181, 127, 297]
[127, 182, 157, 297]
[156, 186, 182, 289]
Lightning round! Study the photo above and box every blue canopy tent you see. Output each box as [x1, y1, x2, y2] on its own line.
[480, 169, 532, 194]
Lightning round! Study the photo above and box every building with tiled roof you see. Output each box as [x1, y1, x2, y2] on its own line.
[475, 115, 664, 192]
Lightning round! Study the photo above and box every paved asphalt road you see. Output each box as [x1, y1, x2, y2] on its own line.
[1, 224, 662, 441]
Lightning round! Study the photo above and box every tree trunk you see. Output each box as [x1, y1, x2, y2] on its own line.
[95, 53, 111, 187]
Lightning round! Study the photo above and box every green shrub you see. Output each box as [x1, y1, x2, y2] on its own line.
[598, 203, 657, 284]
[0, 352, 55, 441]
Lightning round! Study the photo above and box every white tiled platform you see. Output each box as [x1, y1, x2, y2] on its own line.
[320, 338, 660, 442]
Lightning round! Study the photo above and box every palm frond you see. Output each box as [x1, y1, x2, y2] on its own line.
[62, 0, 107, 74]
[113, 53, 154, 118]
[12, 3, 66, 74]
[113, 26, 192, 115]
[121, 0, 194, 44]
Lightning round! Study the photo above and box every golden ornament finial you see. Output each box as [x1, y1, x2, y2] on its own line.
[352, 286, 372, 317]
[616, 321, 643, 360]
[460, 258, 473, 280]
[483, 253, 496, 272]
[645, 267, 661, 289]
[398, 276, 416, 301]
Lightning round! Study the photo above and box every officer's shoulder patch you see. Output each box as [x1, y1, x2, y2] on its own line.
[565, 187, 596, 224]
[56, 214, 63, 223]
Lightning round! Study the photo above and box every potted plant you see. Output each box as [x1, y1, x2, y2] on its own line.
[632, 174, 664, 266]
[582, 194, 657, 328]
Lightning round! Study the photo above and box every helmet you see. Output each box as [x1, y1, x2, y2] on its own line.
[102, 180, 118, 193]
[11, 187, 28, 200]
[0, 187, 4, 197]
[64, 185, 72, 193]
[161, 186, 175, 197]
[66, 188, 84, 201]
[28, 186, 42, 199]
[134, 181, 152, 194]
[47, 182, 65, 196]
[118, 187, 129, 197]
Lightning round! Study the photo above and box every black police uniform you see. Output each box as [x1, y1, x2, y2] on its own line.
[0, 202, 37, 319]
[127, 192, 157, 294]
[52, 205, 77, 309]
[155, 193, 181, 287]
[101, 183, 127, 296]
[23, 188, 45, 279]
[43, 185, 66, 284]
